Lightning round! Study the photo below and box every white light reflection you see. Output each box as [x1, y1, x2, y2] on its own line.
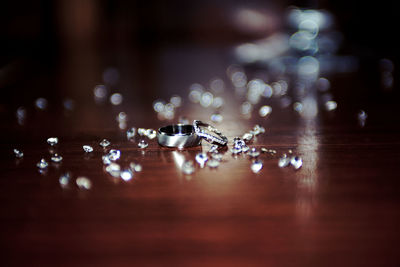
[296, 119, 320, 222]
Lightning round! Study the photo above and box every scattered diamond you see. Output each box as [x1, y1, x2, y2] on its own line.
[242, 133, 253, 142]
[83, 145, 94, 153]
[145, 129, 157, 139]
[138, 128, 146, 136]
[120, 169, 134, 181]
[129, 162, 142, 172]
[47, 137, 58, 146]
[108, 149, 121, 161]
[259, 105, 272, 117]
[211, 153, 223, 161]
[126, 127, 136, 139]
[51, 154, 63, 163]
[207, 159, 220, 168]
[13, 149, 24, 158]
[252, 125, 265, 135]
[278, 154, 291, 168]
[290, 156, 303, 170]
[37, 158, 48, 169]
[182, 160, 195, 174]
[76, 176, 92, 190]
[99, 139, 110, 148]
[102, 155, 111, 165]
[59, 172, 71, 188]
[248, 148, 260, 158]
[138, 140, 148, 148]
[251, 160, 263, 173]
[195, 153, 209, 167]
[106, 163, 121, 177]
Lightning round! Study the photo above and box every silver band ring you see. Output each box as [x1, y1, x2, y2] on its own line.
[193, 120, 228, 146]
[157, 124, 202, 148]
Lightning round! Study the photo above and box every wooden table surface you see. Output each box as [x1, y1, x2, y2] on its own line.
[1, 37, 400, 266]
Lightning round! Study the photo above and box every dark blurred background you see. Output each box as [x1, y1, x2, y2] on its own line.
[0, 0, 398, 112]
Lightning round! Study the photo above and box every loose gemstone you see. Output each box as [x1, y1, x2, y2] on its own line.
[108, 149, 121, 161]
[195, 152, 209, 167]
[290, 156, 303, 170]
[106, 163, 121, 177]
[83, 145, 94, 153]
[207, 159, 220, 168]
[137, 128, 146, 136]
[99, 139, 110, 148]
[47, 137, 58, 146]
[278, 154, 290, 168]
[129, 162, 142, 172]
[241, 146, 250, 153]
[120, 169, 133, 181]
[251, 160, 263, 173]
[102, 155, 111, 165]
[233, 138, 246, 149]
[51, 153, 63, 163]
[242, 132, 253, 142]
[76, 176, 92, 190]
[138, 140, 148, 148]
[37, 158, 48, 169]
[182, 160, 195, 174]
[146, 129, 157, 139]
[211, 153, 223, 161]
[126, 127, 136, 139]
[59, 172, 71, 188]
[261, 147, 268, 153]
[259, 105, 272, 117]
[252, 125, 265, 135]
[248, 148, 260, 158]
[13, 149, 24, 158]
[230, 147, 242, 154]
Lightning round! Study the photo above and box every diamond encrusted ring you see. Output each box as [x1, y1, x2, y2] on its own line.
[193, 120, 228, 146]
[157, 124, 202, 148]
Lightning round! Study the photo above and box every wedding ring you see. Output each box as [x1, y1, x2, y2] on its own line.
[157, 124, 202, 148]
[193, 120, 228, 146]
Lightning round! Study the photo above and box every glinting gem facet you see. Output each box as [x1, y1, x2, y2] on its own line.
[99, 139, 110, 148]
[47, 137, 58, 146]
[83, 145, 94, 153]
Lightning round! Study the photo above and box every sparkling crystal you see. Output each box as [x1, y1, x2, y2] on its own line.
[126, 127, 136, 139]
[242, 133, 253, 142]
[261, 147, 268, 153]
[248, 148, 260, 158]
[259, 105, 272, 117]
[195, 153, 209, 167]
[241, 146, 250, 153]
[290, 156, 303, 170]
[182, 160, 195, 174]
[51, 153, 63, 163]
[138, 128, 146, 136]
[13, 149, 24, 158]
[120, 169, 133, 181]
[252, 125, 265, 135]
[59, 172, 71, 188]
[102, 155, 111, 165]
[37, 158, 48, 169]
[76, 176, 92, 190]
[207, 159, 220, 168]
[99, 139, 110, 148]
[325, 100, 337, 111]
[231, 147, 242, 154]
[83, 145, 94, 153]
[278, 154, 290, 168]
[251, 160, 263, 173]
[108, 149, 121, 161]
[146, 129, 157, 139]
[106, 163, 121, 177]
[47, 137, 58, 146]
[211, 153, 223, 161]
[138, 140, 148, 149]
[129, 162, 142, 172]
[233, 138, 246, 149]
